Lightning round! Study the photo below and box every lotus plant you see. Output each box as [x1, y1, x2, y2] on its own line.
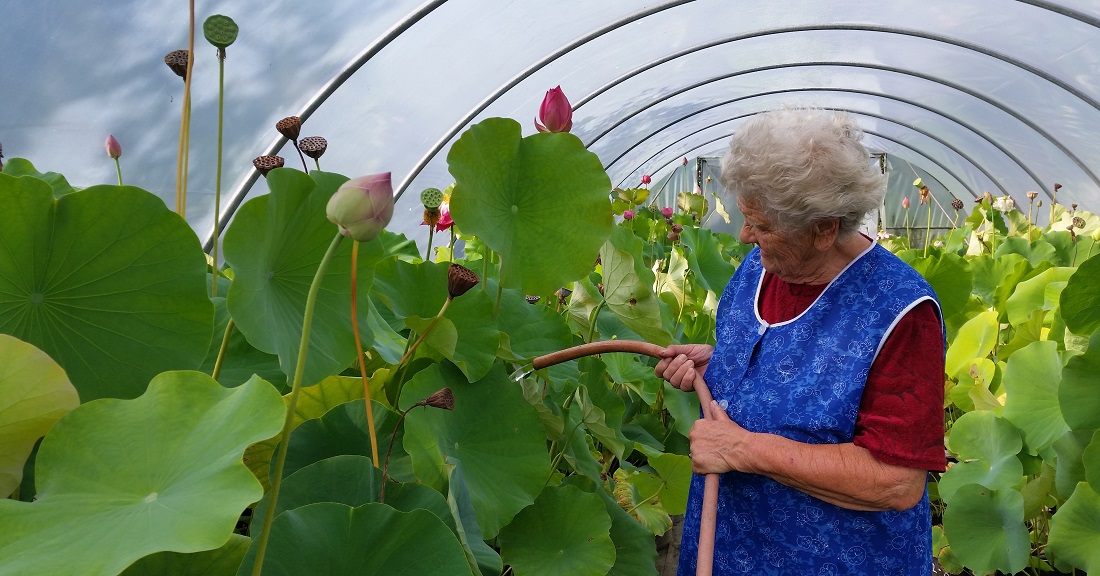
[105, 135, 123, 185]
[534, 86, 572, 133]
[203, 14, 238, 299]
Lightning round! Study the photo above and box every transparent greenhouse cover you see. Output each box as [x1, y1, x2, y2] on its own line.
[3, 0, 1099, 249]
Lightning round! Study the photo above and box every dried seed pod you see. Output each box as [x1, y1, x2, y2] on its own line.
[1026, 191, 1038, 200]
[276, 116, 302, 141]
[1037, 200, 1043, 207]
[1072, 203, 1079, 211]
[420, 187, 444, 210]
[1054, 182, 1063, 191]
[447, 263, 479, 298]
[951, 198, 964, 211]
[252, 155, 284, 176]
[525, 295, 541, 304]
[418, 388, 455, 411]
[668, 231, 681, 243]
[298, 136, 327, 159]
[671, 223, 684, 234]
[164, 50, 190, 78]
[1073, 216, 1086, 229]
[556, 287, 572, 305]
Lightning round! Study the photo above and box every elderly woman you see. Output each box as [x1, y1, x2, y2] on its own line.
[657, 108, 945, 575]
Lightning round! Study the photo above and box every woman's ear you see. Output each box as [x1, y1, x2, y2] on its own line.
[809, 218, 840, 250]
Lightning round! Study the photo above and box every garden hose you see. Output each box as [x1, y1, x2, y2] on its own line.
[531, 340, 719, 576]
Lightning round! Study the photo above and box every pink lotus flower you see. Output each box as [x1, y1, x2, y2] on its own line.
[661, 207, 674, 218]
[327, 172, 394, 242]
[436, 206, 454, 231]
[535, 86, 572, 133]
[105, 135, 122, 159]
[902, 196, 910, 210]
[623, 209, 635, 220]
[641, 174, 651, 185]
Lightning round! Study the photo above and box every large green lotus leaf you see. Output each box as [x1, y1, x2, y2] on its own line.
[648, 453, 692, 515]
[0, 372, 284, 576]
[0, 158, 76, 197]
[1060, 330, 1100, 430]
[498, 484, 615, 576]
[944, 310, 1000, 379]
[968, 253, 1030, 311]
[996, 235, 1060, 267]
[280, 399, 412, 483]
[567, 478, 659, 576]
[494, 283, 572, 362]
[200, 297, 287, 391]
[0, 334, 79, 498]
[1002, 340, 1069, 457]
[121, 534, 250, 576]
[1084, 429, 1100, 490]
[940, 410, 1023, 502]
[942, 484, 1030, 574]
[898, 251, 972, 332]
[1061, 253, 1100, 335]
[1005, 266, 1076, 326]
[236, 503, 470, 576]
[448, 118, 613, 294]
[680, 226, 736, 293]
[602, 226, 672, 345]
[448, 458, 505, 576]
[1053, 430, 1092, 501]
[251, 455, 453, 535]
[244, 375, 364, 490]
[1048, 481, 1100, 573]
[0, 179, 214, 400]
[222, 168, 385, 388]
[577, 357, 630, 459]
[371, 258, 499, 381]
[403, 362, 550, 538]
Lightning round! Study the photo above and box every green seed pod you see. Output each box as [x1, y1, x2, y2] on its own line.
[420, 187, 444, 209]
[203, 15, 239, 49]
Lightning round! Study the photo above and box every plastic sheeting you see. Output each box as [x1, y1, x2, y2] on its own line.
[2, 0, 1098, 248]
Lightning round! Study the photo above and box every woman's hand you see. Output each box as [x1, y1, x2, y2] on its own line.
[654, 344, 713, 391]
[689, 399, 746, 474]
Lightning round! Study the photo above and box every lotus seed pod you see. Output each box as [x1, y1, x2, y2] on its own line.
[327, 173, 394, 242]
[671, 223, 684, 234]
[1072, 203, 1079, 211]
[951, 198, 964, 211]
[668, 231, 681, 242]
[276, 116, 302, 141]
[420, 388, 455, 411]
[164, 50, 190, 78]
[420, 187, 444, 209]
[447, 263, 480, 298]
[525, 295, 541, 304]
[203, 15, 239, 49]
[1054, 182, 1062, 191]
[252, 155, 284, 176]
[1027, 191, 1038, 200]
[298, 136, 327, 159]
[556, 287, 572, 305]
[1073, 216, 1086, 229]
[1037, 200, 1043, 207]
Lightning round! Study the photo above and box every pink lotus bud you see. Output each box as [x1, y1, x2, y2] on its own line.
[105, 135, 122, 159]
[641, 174, 651, 185]
[682, 157, 688, 166]
[326, 172, 394, 242]
[623, 209, 635, 220]
[534, 86, 572, 133]
[693, 184, 702, 195]
[901, 196, 910, 210]
[661, 207, 674, 218]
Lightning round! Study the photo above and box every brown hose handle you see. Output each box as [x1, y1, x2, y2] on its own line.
[530, 340, 719, 576]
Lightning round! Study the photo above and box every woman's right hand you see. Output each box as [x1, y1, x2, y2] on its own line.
[654, 344, 714, 391]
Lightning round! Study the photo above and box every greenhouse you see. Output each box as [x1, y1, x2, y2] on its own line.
[2, 1, 1100, 575]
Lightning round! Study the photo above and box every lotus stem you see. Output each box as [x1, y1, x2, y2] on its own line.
[379, 406, 411, 503]
[174, 0, 195, 217]
[210, 319, 233, 382]
[252, 232, 344, 576]
[211, 47, 226, 298]
[396, 297, 453, 367]
[904, 208, 911, 247]
[425, 226, 436, 262]
[113, 157, 123, 186]
[1028, 199, 1035, 243]
[351, 241, 380, 468]
[924, 201, 933, 257]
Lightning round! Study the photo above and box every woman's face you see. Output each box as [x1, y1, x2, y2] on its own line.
[737, 200, 816, 282]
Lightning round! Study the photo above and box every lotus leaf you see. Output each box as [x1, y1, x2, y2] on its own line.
[1047, 481, 1100, 573]
[942, 484, 1030, 574]
[498, 484, 616, 576]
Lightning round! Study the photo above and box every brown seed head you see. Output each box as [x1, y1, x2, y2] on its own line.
[1073, 216, 1086, 229]
[423, 208, 441, 229]
[164, 50, 190, 78]
[556, 287, 572, 305]
[1026, 191, 1039, 200]
[671, 223, 684, 234]
[525, 295, 541, 304]
[1072, 203, 1079, 211]
[951, 198, 964, 211]
[1054, 182, 1063, 191]
[418, 388, 455, 411]
[298, 136, 327, 159]
[252, 155, 284, 176]
[668, 231, 681, 243]
[447, 263, 479, 299]
[276, 116, 302, 141]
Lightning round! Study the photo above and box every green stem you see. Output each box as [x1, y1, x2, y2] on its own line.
[210, 319, 234, 382]
[1028, 200, 1035, 243]
[396, 298, 453, 367]
[494, 281, 503, 318]
[113, 157, 123, 186]
[380, 407, 412, 503]
[314, 158, 321, 172]
[923, 201, 932, 257]
[211, 48, 226, 299]
[350, 241, 380, 468]
[587, 301, 605, 343]
[904, 208, 910, 246]
[425, 226, 436, 262]
[251, 232, 345, 576]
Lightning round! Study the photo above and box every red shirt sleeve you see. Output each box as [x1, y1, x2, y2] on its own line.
[759, 273, 946, 472]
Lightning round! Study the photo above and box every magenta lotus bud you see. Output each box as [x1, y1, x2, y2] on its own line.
[326, 172, 394, 242]
[623, 209, 635, 220]
[105, 135, 122, 159]
[641, 174, 652, 185]
[661, 207, 674, 218]
[534, 86, 573, 133]
[682, 157, 688, 166]
[902, 196, 910, 210]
